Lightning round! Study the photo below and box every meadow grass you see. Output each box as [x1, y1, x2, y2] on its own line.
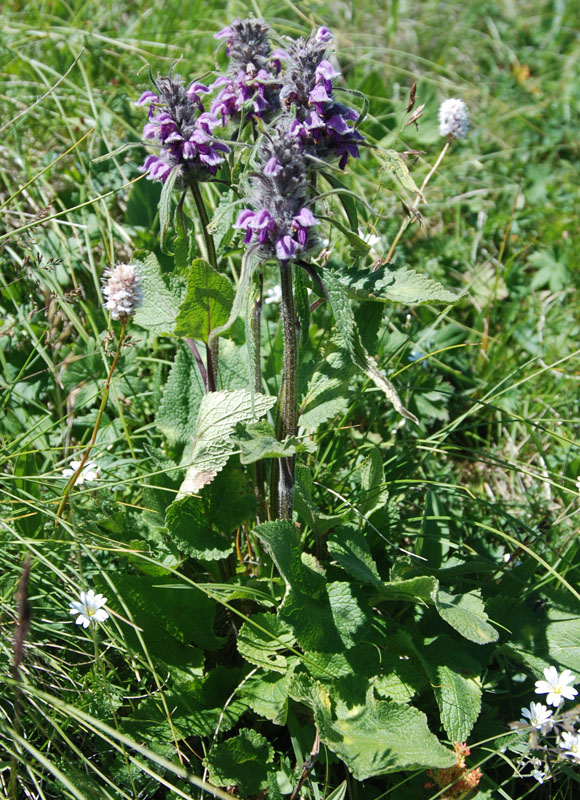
[1, 0, 579, 798]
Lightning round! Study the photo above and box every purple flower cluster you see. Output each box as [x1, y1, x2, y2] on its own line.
[280, 27, 364, 169]
[137, 72, 229, 185]
[211, 18, 283, 125]
[234, 116, 318, 263]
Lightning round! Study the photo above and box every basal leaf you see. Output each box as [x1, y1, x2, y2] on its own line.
[165, 495, 233, 561]
[205, 728, 273, 795]
[241, 669, 295, 725]
[237, 613, 296, 673]
[436, 590, 499, 645]
[156, 343, 205, 445]
[178, 389, 276, 495]
[380, 575, 439, 604]
[312, 684, 455, 779]
[174, 259, 234, 342]
[327, 526, 382, 588]
[416, 635, 483, 742]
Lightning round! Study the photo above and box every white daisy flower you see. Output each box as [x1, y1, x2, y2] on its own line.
[559, 731, 580, 762]
[62, 460, 101, 485]
[69, 589, 109, 628]
[520, 701, 553, 730]
[535, 666, 578, 707]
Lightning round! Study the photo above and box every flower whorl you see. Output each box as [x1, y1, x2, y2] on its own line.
[280, 27, 364, 169]
[137, 70, 228, 185]
[438, 98, 469, 140]
[212, 18, 283, 124]
[234, 116, 318, 263]
[102, 264, 142, 321]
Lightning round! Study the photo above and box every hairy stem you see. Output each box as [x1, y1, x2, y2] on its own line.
[279, 262, 298, 520]
[56, 320, 126, 521]
[190, 182, 219, 388]
[252, 271, 268, 522]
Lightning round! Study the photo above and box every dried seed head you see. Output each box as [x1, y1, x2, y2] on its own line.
[102, 264, 142, 321]
[438, 98, 469, 140]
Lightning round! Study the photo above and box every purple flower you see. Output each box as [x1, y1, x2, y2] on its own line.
[264, 156, 283, 176]
[137, 72, 229, 185]
[211, 18, 281, 124]
[276, 235, 298, 261]
[315, 60, 339, 84]
[315, 27, 333, 43]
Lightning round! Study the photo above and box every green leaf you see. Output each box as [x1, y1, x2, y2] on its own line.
[231, 421, 315, 464]
[178, 389, 277, 495]
[158, 168, 179, 253]
[205, 728, 273, 795]
[327, 526, 382, 588]
[174, 259, 234, 342]
[373, 655, 429, 703]
[115, 574, 225, 651]
[254, 521, 372, 652]
[436, 590, 499, 645]
[416, 636, 482, 742]
[299, 347, 351, 431]
[237, 613, 296, 673]
[241, 669, 294, 725]
[319, 215, 370, 256]
[324, 269, 418, 423]
[336, 264, 459, 305]
[156, 343, 205, 445]
[133, 250, 182, 335]
[380, 149, 423, 197]
[125, 667, 247, 742]
[311, 684, 455, 779]
[165, 495, 232, 561]
[380, 575, 439, 604]
[321, 172, 359, 231]
[489, 592, 580, 675]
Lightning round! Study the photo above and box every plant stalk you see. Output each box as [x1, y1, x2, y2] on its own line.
[278, 262, 298, 520]
[56, 320, 126, 521]
[378, 139, 451, 268]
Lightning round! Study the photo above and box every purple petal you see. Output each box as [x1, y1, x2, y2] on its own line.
[136, 90, 159, 106]
[197, 112, 220, 132]
[326, 114, 351, 134]
[315, 27, 333, 43]
[234, 210, 255, 229]
[264, 157, 283, 176]
[304, 111, 325, 130]
[251, 209, 275, 230]
[316, 60, 339, 82]
[276, 236, 297, 261]
[199, 148, 225, 167]
[214, 26, 232, 40]
[289, 119, 307, 138]
[142, 122, 157, 139]
[293, 208, 317, 228]
[309, 84, 331, 104]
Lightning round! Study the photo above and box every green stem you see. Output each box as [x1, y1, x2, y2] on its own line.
[252, 270, 267, 521]
[279, 262, 298, 520]
[56, 320, 126, 521]
[190, 181, 218, 270]
[378, 139, 451, 269]
[190, 182, 219, 387]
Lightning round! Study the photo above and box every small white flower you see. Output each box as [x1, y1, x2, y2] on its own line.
[264, 284, 282, 305]
[438, 98, 469, 140]
[520, 701, 553, 729]
[62, 460, 101, 485]
[535, 666, 578, 707]
[559, 731, 580, 761]
[575, 475, 580, 493]
[102, 263, 142, 321]
[69, 589, 109, 628]
[531, 768, 548, 784]
[358, 227, 383, 260]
